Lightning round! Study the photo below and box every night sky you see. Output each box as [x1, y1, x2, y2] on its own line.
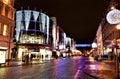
[14, 0, 106, 44]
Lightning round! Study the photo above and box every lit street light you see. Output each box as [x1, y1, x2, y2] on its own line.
[115, 24, 120, 79]
[106, 7, 120, 78]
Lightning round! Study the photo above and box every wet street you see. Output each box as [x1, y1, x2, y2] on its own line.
[0, 56, 116, 79]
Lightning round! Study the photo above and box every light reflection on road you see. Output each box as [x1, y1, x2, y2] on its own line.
[0, 56, 114, 79]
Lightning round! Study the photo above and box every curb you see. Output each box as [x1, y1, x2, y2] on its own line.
[81, 65, 98, 79]
[0, 60, 52, 68]
[82, 69, 98, 79]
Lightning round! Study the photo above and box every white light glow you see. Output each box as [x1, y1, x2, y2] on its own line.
[0, 51, 6, 64]
[16, 30, 20, 42]
[106, 9, 120, 24]
[24, 10, 31, 30]
[41, 13, 46, 32]
[16, 11, 22, 22]
[92, 42, 97, 48]
[33, 11, 39, 21]
[46, 16, 49, 44]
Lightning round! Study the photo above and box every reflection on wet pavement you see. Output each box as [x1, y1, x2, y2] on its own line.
[0, 57, 117, 79]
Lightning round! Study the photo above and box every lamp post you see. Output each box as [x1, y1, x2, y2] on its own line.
[106, 8, 120, 78]
[115, 24, 120, 79]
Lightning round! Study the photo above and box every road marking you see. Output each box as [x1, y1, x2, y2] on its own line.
[74, 69, 80, 79]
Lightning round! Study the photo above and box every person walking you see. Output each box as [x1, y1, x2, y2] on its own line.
[26, 54, 29, 63]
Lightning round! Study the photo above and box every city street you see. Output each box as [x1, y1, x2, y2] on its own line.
[0, 56, 117, 79]
[0, 0, 120, 79]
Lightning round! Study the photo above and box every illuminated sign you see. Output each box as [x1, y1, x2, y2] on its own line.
[75, 44, 91, 47]
[106, 9, 120, 24]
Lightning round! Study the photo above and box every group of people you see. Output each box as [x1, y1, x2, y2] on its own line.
[22, 54, 34, 63]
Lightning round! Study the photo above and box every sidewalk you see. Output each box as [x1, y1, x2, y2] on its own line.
[82, 59, 119, 79]
[0, 59, 52, 68]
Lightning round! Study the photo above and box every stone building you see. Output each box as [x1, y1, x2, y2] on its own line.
[0, 0, 15, 63]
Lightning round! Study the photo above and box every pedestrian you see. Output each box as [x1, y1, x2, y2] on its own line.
[30, 54, 33, 61]
[109, 52, 113, 60]
[11, 49, 16, 60]
[25, 54, 29, 63]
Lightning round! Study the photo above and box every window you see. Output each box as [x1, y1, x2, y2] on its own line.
[5, 6, 9, 17]
[10, 0, 14, 6]
[0, 3, 3, 15]
[11, 11, 14, 20]
[8, 10, 12, 19]
[3, 24, 7, 36]
[9, 26, 13, 37]
[0, 23, 3, 34]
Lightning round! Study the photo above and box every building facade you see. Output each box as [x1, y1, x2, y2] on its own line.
[96, 24, 103, 56]
[94, 0, 120, 59]
[0, 0, 15, 63]
[15, 10, 52, 60]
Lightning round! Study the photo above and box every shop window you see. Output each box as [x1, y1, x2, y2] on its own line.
[0, 49, 6, 64]
[3, 24, 8, 36]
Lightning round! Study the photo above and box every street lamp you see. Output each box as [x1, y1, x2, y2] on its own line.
[115, 24, 120, 79]
[106, 8, 120, 78]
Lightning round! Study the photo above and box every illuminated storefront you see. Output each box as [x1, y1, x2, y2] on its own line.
[0, 47, 7, 64]
[15, 10, 52, 60]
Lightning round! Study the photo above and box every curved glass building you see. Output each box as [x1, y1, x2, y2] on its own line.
[15, 10, 52, 60]
[16, 10, 50, 44]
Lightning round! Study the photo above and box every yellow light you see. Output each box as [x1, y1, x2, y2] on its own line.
[110, 6, 115, 10]
[3, 0, 9, 4]
[3, 24, 7, 36]
[89, 57, 94, 61]
[116, 24, 120, 30]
